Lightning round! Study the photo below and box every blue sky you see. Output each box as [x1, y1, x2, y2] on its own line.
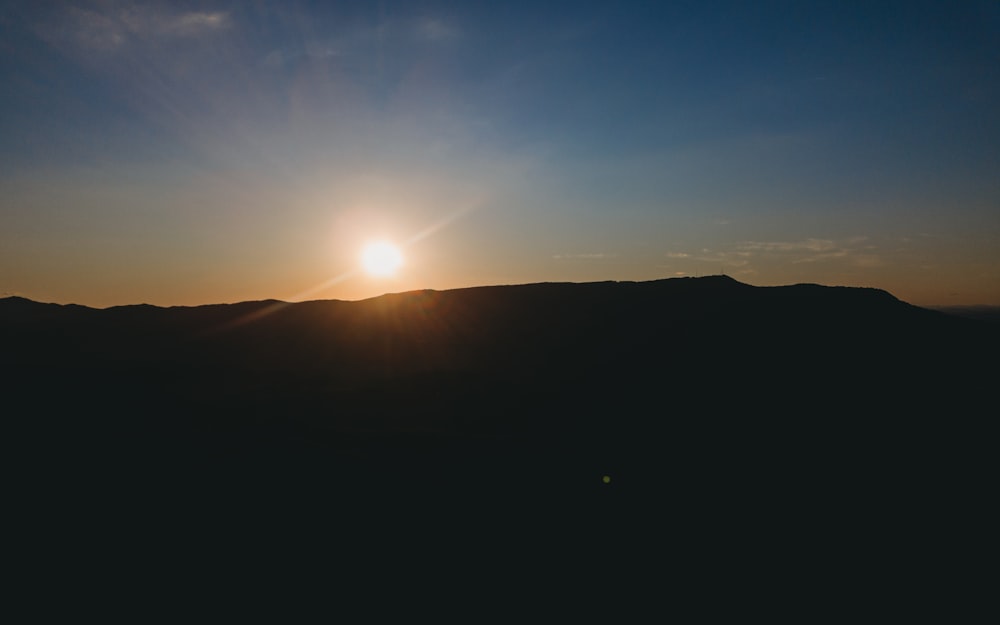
[2, 1, 998, 306]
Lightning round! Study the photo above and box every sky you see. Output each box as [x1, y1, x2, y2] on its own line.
[1, 0, 998, 307]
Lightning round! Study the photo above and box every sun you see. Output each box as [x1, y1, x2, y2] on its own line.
[360, 241, 404, 277]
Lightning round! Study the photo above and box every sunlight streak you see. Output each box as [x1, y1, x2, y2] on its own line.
[404, 198, 481, 247]
[209, 270, 357, 333]
[209, 198, 478, 333]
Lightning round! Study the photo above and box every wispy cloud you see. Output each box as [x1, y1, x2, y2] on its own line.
[552, 253, 617, 260]
[260, 15, 458, 69]
[163, 11, 229, 36]
[737, 238, 837, 254]
[667, 248, 747, 266]
[662, 237, 881, 271]
[734, 237, 879, 266]
[415, 17, 459, 42]
[41, 4, 231, 52]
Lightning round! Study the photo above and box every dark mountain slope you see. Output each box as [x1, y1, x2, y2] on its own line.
[3, 277, 995, 592]
[4, 276, 990, 468]
[3, 275, 991, 441]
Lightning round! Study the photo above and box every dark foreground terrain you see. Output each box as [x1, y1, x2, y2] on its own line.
[4, 276, 995, 610]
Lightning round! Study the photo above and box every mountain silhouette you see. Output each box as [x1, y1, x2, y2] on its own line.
[4, 276, 993, 476]
[4, 276, 995, 593]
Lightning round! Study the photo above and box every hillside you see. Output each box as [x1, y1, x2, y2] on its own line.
[3, 276, 995, 586]
[4, 276, 992, 463]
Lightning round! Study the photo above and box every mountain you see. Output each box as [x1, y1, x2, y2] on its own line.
[4, 276, 996, 595]
[3, 275, 993, 478]
[930, 304, 1000, 322]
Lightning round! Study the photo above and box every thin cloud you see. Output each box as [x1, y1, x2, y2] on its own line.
[663, 237, 880, 271]
[415, 17, 459, 42]
[737, 238, 836, 253]
[42, 4, 231, 52]
[735, 238, 880, 267]
[552, 253, 617, 260]
[791, 251, 848, 263]
[57, 7, 125, 50]
[166, 11, 230, 36]
[260, 15, 458, 69]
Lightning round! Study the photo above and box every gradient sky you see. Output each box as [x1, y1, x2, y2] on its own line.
[2, 0, 998, 307]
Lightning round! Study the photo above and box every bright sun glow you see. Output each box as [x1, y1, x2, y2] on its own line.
[360, 241, 404, 277]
